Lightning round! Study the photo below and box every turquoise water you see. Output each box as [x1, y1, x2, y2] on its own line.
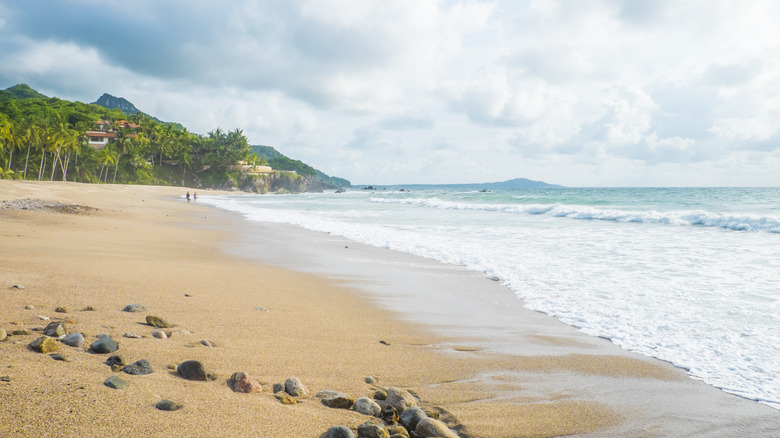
[201, 187, 780, 407]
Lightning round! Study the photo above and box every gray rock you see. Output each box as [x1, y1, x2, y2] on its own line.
[177, 360, 213, 381]
[106, 355, 125, 367]
[123, 304, 147, 312]
[90, 336, 118, 354]
[284, 376, 307, 396]
[152, 330, 168, 339]
[357, 420, 390, 438]
[365, 376, 377, 384]
[43, 321, 67, 337]
[61, 332, 86, 348]
[123, 332, 143, 339]
[104, 376, 128, 389]
[354, 397, 382, 416]
[272, 383, 284, 393]
[374, 388, 388, 400]
[414, 418, 459, 438]
[155, 399, 182, 411]
[122, 359, 153, 375]
[400, 407, 427, 432]
[326, 426, 356, 438]
[0, 328, 7, 342]
[316, 389, 341, 399]
[322, 393, 355, 409]
[386, 387, 417, 413]
[200, 339, 214, 347]
[50, 353, 70, 362]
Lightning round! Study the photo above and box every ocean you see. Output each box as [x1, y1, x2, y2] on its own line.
[200, 186, 780, 408]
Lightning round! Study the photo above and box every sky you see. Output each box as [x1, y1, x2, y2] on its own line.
[1, 0, 779, 186]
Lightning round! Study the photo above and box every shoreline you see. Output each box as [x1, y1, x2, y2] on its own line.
[1, 181, 778, 437]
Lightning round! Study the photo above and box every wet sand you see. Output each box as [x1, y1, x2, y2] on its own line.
[1, 180, 777, 437]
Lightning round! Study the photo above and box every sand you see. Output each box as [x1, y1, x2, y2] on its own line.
[1, 180, 778, 438]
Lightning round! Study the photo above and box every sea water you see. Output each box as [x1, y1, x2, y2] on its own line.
[200, 187, 780, 408]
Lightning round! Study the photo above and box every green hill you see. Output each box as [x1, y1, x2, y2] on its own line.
[252, 145, 350, 187]
[1, 84, 49, 101]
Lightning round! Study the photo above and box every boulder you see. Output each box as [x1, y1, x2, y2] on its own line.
[43, 321, 67, 338]
[386, 387, 417, 413]
[400, 407, 427, 431]
[177, 360, 212, 381]
[145, 315, 172, 328]
[122, 359, 153, 375]
[322, 393, 355, 409]
[104, 376, 127, 389]
[354, 397, 382, 416]
[357, 420, 390, 438]
[326, 426, 356, 438]
[414, 418, 459, 438]
[284, 376, 307, 396]
[90, 336, 118, 354]
[228, 372, 262, 393]
[29, 336, 59, 353]
[61, 333, 86, 348]
[123, 304, 147, 312]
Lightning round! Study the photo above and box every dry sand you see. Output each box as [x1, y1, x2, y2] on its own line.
[1, 180, 777, 437]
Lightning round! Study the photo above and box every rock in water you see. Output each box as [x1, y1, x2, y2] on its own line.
[275, 391, 297, 405]
[326, 426, 355, 438]
[122, 359, 153, 375]
[354, 397, 382, 416]
[145, 315, 172, 328]
[155, 399, 182, 411]
[284, 376, 308, 396]
[43, 321, 67, 337]
[61, 332, 86, 348]
[104, 376, 128, 389]
[29, 336, 59, 353]
[90, 336, 119, 354]
[123, 304, 147, 312]
[177, 360, 212, 381]
[400, 407, 427, 431]
[386, 387, 417, 413]
[322, 393, 355, 409]
[414, 418, 459, 438]
[228, 372, 262, 393]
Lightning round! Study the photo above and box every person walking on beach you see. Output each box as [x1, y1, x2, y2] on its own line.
[186, 191, 190, 202]
[193, 192, 198, 201]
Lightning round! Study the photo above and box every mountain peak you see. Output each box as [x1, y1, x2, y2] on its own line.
[93, 93, 141, 115]
[2, 84, 48, 100]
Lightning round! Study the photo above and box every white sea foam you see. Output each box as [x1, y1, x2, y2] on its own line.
[202, 188, 780, 408]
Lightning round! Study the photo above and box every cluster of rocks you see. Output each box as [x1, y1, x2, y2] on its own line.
[0, 198, 98, 215]
[320, 385, 461, 438]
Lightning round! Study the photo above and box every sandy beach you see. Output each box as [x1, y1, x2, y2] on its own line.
[1, 180, 778, 438]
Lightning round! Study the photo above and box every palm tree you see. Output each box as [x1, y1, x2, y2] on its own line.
[97, 147, 117, 183]
[22, 120, 44, 180]
[0, 117, 12, 171]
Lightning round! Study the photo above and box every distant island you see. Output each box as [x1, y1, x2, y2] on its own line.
[0, 84, 350, 193]
[360, 178, 563, 190]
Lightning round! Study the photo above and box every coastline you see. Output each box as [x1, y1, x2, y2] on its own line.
[1, 181, 777, 437]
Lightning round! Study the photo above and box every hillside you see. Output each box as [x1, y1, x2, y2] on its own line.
[251, 145, 350, 188]
[0, 84, 48, 101]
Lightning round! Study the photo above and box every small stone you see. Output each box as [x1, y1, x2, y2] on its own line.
[386, 425, 410, 438]
[184, 293, 192, 297]
[173, 329, 191, 336]
[272, 383, 284, 393]
[55, 307, 68, 313]
[122, 304, 147, 312]
[354, 397, 382, 416]
[414, 418, 459, 438]
[61, 333, 86, 348]
[374, 388, 388, 400]
[122, 359, 153, 375]
[90, 336, 119, 354]
[166, 363, 178, 371]
[11, 284, 25, 290]
[326, 426, 356, 438]
[365, 376, 377, 384]
[81, 306, 96, 311]
[146, 315, 172, 328]
[382, 404, 399, 425]
[357, 421, 391, 438]
[255, 306, 269, 312]
[152, 330, 168, 339]
[0, 376, 10, 382]
[386, 387, 417, 413]
[284, 376, 308, 396]
[322, 393, 355, 409]
[200, 339, 214, 347]
[228, 372, 262, 393]
[105, 355, 124, 367]
[24, 305, 35, 310]
[123, 332, 143, 339]
[274, 391, 297, 405]
[177, 360, 213, 381]
[316, 389, 341, 399]
[38, 315, 50, 321]
[50, 353, 70, 362]
[11, 329, 29, 336]
[104, 376, 127, 389]
[155, 399, 182, 411]
[29, 336, 59, 353]
[400, 407, 427, 432]
[0, 328, 6, 342]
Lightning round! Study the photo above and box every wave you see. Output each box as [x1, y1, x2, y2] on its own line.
[370, 197, 780, 233]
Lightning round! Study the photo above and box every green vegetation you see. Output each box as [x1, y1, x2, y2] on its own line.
[0, 84, 349, 190]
